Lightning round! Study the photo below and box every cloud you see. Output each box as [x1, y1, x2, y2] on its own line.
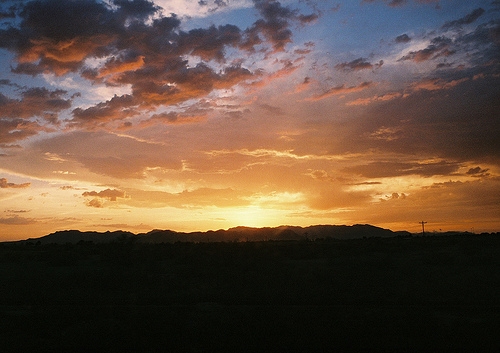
[345, 71, 500, 162]
[0, 86, 74, 143]
[362, 0, 438, 7]
[395, 34, 411, 43]
[0, 177, 31, 189]
[71, 94, 137, 128]
[178, 24, 242, 62]
[0, 215, 37, 225]
[387, 0, 407, 7]
[367, 126, 403, 140]
[410, 77, 469, 91]
[442, 8, 485, 30]
[294, 76, 312, 93]
[0, 118, 47, 144]
[4, 209, 30, 214]
[399, 36, 454, 62]
[259, 103, 284, 116]
[1, 0, 316, 130]
[250, 0, 317, 53]
[33, 131, 183, 179]
[345, 160, 461, 178]
[0, 87, 72, 120]
[307, 188, 371, 210]
[122, 187, 253, 208]
[466, 166, 489, 177]
[145, 111, 208, 126]
[346, 92, 402, 106]
[86, 198, 104, 208]
[60, 185, 84, 190]
[307, 81, 373, 101]
[335, 58, 383, 71]
[82, 188, 126, 201]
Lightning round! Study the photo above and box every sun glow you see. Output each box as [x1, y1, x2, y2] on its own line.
[226, 206, 285, 228]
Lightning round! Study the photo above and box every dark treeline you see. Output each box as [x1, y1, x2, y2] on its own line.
[1, 234, 499, 352]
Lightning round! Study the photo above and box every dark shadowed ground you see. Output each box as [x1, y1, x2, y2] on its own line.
[1, 234, 499, 352]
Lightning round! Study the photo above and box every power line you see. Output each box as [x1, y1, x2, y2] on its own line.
[419, 221, 427, 236]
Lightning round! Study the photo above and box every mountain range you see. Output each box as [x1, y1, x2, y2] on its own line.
[13, 224, 414, 244]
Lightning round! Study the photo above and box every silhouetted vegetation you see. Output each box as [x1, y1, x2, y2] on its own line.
[1, 233, 499, 352]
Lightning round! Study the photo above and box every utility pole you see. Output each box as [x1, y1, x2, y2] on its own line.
[419, 221, 427, 236]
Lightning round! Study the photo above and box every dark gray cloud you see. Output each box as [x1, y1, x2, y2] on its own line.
[456, 19, 500, 66]
[0, 0, 315, 130]
[395, 33, 411, 43]
[0, 87, 73, 141]
[71, 94, 137, 127]
[250, 0, 318, 52]
[0, 2, 16, 21]
[344, 68, 500, 164]
[466, 166, 489, 176]
[442, 8, 485, 30]
[399, 36, 454, 62]
[335, 58, 383, 71]
[0, 118, 47, 144]
[0, 87, 72, 120]
[362, 0, 438, 7]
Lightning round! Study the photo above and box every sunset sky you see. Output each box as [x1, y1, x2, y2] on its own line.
[1, 0, 499, 240]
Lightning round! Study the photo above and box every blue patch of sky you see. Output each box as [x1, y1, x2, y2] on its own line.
[181, 6, 257, 31]
[296, 0, 494, 61]
[0, 51, 48, 97]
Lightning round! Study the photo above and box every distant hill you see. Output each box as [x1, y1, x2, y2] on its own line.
[13, 224, 412, 244]
[21, 230, 136, 244]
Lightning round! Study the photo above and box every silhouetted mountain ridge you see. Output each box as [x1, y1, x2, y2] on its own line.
[16, 224, 411, 244]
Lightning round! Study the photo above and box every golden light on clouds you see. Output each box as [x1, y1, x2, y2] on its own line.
[0, 0, 499, 240]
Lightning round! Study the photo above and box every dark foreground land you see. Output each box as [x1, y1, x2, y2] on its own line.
[1, 234, 499, 352]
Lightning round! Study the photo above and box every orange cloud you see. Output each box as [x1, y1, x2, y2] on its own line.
[307, 81, 373, 101]
[97, 55, 146, 80]
[346, 91, 402, 106]
[410, 77, 469, 91]
[82, 189, 126, 201]
[1, 0, 316, 130]
[0, 178, 31, 189]
[0, 215, 36, 225]
[143, 112, 208, 127]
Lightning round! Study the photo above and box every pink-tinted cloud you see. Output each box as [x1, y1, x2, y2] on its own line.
[410, 77, 469, 91]
[307, 81, 373, 101]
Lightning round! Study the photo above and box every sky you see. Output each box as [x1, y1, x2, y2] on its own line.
[0, 0, 499, 240]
